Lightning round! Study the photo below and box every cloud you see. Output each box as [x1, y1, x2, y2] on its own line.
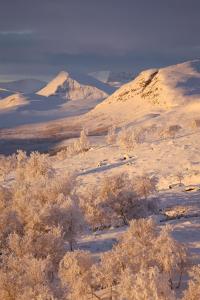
[0, 0, 199, 79]
[0, 30, 34, 36]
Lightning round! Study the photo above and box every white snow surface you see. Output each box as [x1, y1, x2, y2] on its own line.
[1, 60, 200, 295]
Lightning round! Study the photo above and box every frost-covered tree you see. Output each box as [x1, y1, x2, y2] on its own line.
[133, 174, 157, 199]
[79, 128, 90, 151]
[95, 218, 187, 296]
[117, 127, 135, 151]
[81, 173, 157, 230]
[0, 253, 57, 300]
[57, 129, 90, 159]
[176, 171, 184, 186]
[107, 125, 117, 144]
[0, 151, 86, 299]
[0, 153, 17, 181]
[15, 151, 54, 182]
[182, 265, 200, 300]
[80, 187, 108, 230]
[117, 126, 146, 151]
[59, 250, 97, 300]
[119, 267, 176, 300]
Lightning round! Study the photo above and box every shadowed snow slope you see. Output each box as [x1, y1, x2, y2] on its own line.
[37, 71, 109, 101]
[0, 79, 46, 94]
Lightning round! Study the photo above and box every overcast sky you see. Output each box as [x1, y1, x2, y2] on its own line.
[0, 0, 199, 81]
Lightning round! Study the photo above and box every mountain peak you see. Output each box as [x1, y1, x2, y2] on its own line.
[56, 71, 70, 80]
[37, 70, 108, 101]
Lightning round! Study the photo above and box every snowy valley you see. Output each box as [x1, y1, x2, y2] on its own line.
[1, 60, 200, 299]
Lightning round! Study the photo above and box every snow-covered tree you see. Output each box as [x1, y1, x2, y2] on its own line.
[57, 129, 90, 159]
[119, 267, 176, 300]
[81, 173, 158, 230]
[183, 265, 200, 300]
[107, 125, 117, 144]
[133, 174, 157, 199]
[59, 250, 96, 300]
[96, 218, 187, 296]
[117, 126, 146, 151]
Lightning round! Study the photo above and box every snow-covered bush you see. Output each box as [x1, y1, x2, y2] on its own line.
[106, 125, 117, 144]
[80, 173, 158, 230]
[176, 171, 184, 185]
[117, 126, 145, 151]
[117, 127, 135, 151]
[80, 187, 108, 230]
[0, 154, 17, 180]
[119, 266, 176, 300]
[0, 254, 56, 300]
[191, 119, 200, 129]
[57, 129, 90, 159]
[161, 124, 182, 139]
[133, 174, 157, 199]
[59, 250, 96, 300]
[12, 171, 83, 251]
[183, 265, 200, 300]
[94, 218, 187, 299]
[0, 151, 87, 299]
[0, 186, 23, 252]
[15, 151, 54, 182]
[40, 196, 84, 251]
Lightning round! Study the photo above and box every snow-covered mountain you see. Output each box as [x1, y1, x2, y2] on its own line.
[87, 60, 200, 126]
[1, 60, 200, 150]
[0, 93, 28, 110]
[0, 79, 46, 94]
[37, 71, 109, 101]
[89, 70, 135, 88]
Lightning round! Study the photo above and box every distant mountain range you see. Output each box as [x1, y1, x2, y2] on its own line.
[89, 70, 135, 87]
[0, 79, 46, 94]
[1, 60, 200, 150]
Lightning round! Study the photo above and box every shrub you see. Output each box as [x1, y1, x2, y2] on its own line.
[0, 254, 56, 300]
[106, 126, 117, 144]
[59, 250, 96, 300]
[183, 265, 200, 300]
[80, 173, 158, 230]
[191, 119, 200, 129]
[161, 124, 182, 139]
[117, 126, 145, 151]
[0, 151, 86, 299]
[57, 129, 90, 159]
[15, 151, 54, 182]
[95, 218, 187, 298]
[133, 174, 157, 199]
[117, 127, 135, 151]
[119, 266, 176, 300]
[0, 154, 17, 181]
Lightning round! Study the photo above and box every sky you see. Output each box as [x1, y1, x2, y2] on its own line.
[0, 0, 199, 81]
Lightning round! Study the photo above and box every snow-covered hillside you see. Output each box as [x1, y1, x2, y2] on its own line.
[1, 60, 200, 300]
[86, 60, 200, 127]
[0, 93, 28, 110]
[37, 71, 108, 101]
[1, 60, 200, 151]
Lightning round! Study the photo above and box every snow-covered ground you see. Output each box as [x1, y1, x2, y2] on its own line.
[1, 59, 200, 298]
